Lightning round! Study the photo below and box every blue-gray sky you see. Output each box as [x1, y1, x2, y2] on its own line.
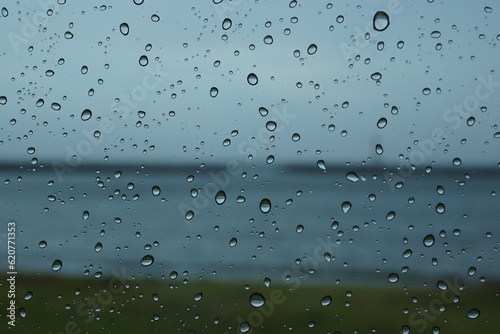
[1, 0, 499, 168]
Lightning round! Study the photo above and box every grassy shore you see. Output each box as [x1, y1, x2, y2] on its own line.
[3, 274, 499, 333]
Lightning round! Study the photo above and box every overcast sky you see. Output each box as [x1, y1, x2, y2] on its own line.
[0, 0, 499, 169]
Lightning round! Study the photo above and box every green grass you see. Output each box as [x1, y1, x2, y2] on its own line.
[2, 274, 499, 333]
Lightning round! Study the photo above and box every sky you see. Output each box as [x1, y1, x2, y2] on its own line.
[0, 0, 499, 169]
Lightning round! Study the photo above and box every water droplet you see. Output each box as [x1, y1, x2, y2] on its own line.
[468, 267, 476, 276]
[250, 293, 265, 308]
[266, 121, 277, 131]
[215, 190, 226, 205]
[430, 30, 441, 38]
[139, 55, 149, 66]
[321, 295, 332, 306]
[194, 292, 203, 301]
[403, 249, 412, 258]
[346, 172, 359, 183]
[1, 7, 8, 17]
[39, 240, 47, 248]
[317, 160, 326, 170]
[229, 237, 238, 247]
[151, 14, 160, 22]
[388, 273, 399, 283]
[453, 158, 461, 166]
[307, 44, 318, 55]
[64, 31, 74, 39]
[210, 87, 219, 97]
[375, 144, 384, 155]
[371, 72, 382, 81]
[341, 201, 352, 213]
[263, 35, 273, 44]
[152, 185, 161, 196]
[259, 198, 271, 213]
[140, 255, 154, 266]
[466, 308, 480, 319]
[292, 133, 301, 141]
[24, 291, 33, 300]
[27, 147, 35, 154]
[296, 224, 304, 233]
[185, 210, 194, 220]
[222, 18, 232, 30]
[377, 117, 387, 129]
[169, 271, 178, 279]
[81, 109, 92, 121]
[0, 96, 7, 105]
[247, 73, 258, 85]
[259, 107, 269, 117]
[94, 242, 102, 252]
[373, 11, 390, 31]
[422, 87, 431, 95]
[435, 203, 445, 214]
[423, 234, 435, 247]
[240, 322, 250, 333]
[133, 0, 144, 4]
[467, 117, 475, 126]
[386, 211, 396, 221]
[52, 259, 63, 271]
[119, 23, 129, 35]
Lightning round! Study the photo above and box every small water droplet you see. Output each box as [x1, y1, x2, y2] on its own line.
[341, 201, 352, 213]
[373, 11, 390, 31]
[317, 160, 326, 170]
[81, 109, 92, 121]
[152, 185, 161, 196]
[388, 273, 399, 283]
[52, 259, 63, 271]
[259, 198, 271, 213]
[292, 133, 301, 141]
[140, 255, 154, 266]
[423, 234, 435, 247]
[346, 172, 359, 182]
[403, 249, 412, 258]
[210, 87, 219, 97]
[247, 73, 258, 85]
[222, 18, 232, 30]
[24, 291, 33, 300]
[307, 44, 318, 55]
[120, 23, 129, 35]
[321, 295, 332, 306]
[250, 293, 265, 308]
[215, 190, 226, 205]
[259, 107, 269, 116]
[377, 117, 387, 129]
[194, 292, 203, 301]
[466, 308, 480, 319]
[39, 240, 47, 248]
[229, 237, 238, 247]
[266, 121, 277, 131]
[185, 210, 194, 220]
[430, 31, 441, 38]
[240, 322, 251, 333]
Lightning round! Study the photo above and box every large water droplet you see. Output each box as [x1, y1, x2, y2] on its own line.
[373, 11, 390, 31]
[403, 249, 412, 258]
[321, 295, 332, 306]
[119, 23, 129, 35]
[94, 242, 102, 252]
[259, 198, 271, 213]
[0, 96, 7, 105]
[222, 18, 232, 30]
[240, 322, 251, 333]
[435, 203, 445, 214]
[185, 210, 194, 220]
[247, 73, 258, 85]
[266, 121, 277, 131]
[194, 292, 203, 301]
[307, 44, 318, 55]
[52, 259, 63, 271]
[377, 117, 387, 129]
[152, 185, 161, 196]
[215, 190, 226, 205]
[388, 273, 399, 283]
[341, 201, 352, 213]
[229, 237, 238, 247]
[250, 293, 266, 308]
[81, 109, 92, 121]
[423, 234, 435, 247]
[346, 172, 359, 183]
[1, 7, 8, 17]
[141, 255, 154, 266]
[24, 291, 33, 300]
[139, 55, 149, 66]
[210, 87, 219, 98]
[317, 160, 326, 171]
[466, 308, 480, 319]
